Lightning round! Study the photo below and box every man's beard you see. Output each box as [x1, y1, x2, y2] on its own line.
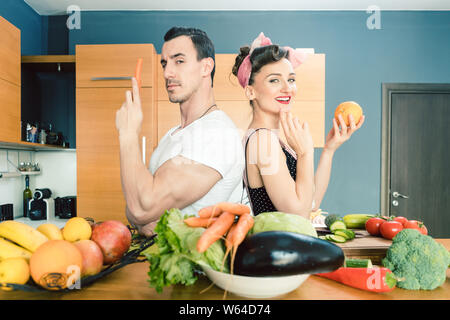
[167, 83, 197, 104]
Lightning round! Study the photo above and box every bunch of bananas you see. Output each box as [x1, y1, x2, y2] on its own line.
[0, 220, 62, 287]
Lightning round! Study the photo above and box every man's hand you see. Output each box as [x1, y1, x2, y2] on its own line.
[116, 77, 143, 137]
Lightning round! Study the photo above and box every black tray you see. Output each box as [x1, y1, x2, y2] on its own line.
[1, 231, 156, 292]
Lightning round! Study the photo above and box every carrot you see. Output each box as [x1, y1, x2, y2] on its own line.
[184, 217, 218, 228]
[135, 58, 143, 89]
[220, 223, 237, 273]
[198, 202, 250, 218]
[230, 213, 254, 248]
[198, 204, 223, 218]
[229, 213, 254, 275]
[196, 212, 236, 253]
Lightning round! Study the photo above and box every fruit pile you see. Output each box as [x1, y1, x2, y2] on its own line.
[0, 218, 132, 291]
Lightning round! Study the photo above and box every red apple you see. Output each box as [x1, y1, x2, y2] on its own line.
[91, 220, 132, 265]
[74, 239, 104, 277]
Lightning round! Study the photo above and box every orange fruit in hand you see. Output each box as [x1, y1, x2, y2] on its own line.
[29, 240, 82, 290]
[334, 101, 363, 126]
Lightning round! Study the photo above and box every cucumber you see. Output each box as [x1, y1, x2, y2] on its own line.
[333, 229, 355, 240]
[325, 214, 343, 229]
[329, 220, 347, 232]
[326, 234, 347, 243]
[343, 214, 374, 229]
[344, 258, 373, 268]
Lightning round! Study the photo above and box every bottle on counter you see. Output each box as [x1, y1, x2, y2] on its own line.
[23, 175, 32, 217]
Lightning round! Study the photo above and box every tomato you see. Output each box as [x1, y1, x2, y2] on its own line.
[393, 216, 408, 227]
[405, 220, 428, 235]
[379, 221, 404, 240]
[365, 217, 386, 236]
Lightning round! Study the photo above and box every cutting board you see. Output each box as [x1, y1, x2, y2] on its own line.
[317, 229, 392, 265]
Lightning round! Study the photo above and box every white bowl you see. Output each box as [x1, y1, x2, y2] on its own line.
[200, 265, 309, 299]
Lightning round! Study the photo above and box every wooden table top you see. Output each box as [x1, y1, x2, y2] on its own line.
[1, 239, 449, 300]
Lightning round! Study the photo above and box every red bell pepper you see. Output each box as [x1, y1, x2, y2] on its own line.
[316, 266, 397, 293]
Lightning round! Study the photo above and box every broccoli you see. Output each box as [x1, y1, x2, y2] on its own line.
[382, 228, 450, 290]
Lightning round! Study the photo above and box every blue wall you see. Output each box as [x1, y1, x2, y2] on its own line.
[68, 10, 450, 215]
[2, 7, 450, 215]
[0, 0, 43, 54]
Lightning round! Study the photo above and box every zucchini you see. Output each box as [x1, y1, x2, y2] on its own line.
[325, 214, 343, 229]
[344, 259, 373, 268]
[329, 220, 347, 232]
[326, 234, 347, 243]
[343, 214, 374, 229]
[233, 231, 345, 276]
[333, 229, 355, 240]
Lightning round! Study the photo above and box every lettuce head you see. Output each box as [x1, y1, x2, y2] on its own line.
[144, 208, 228, 293]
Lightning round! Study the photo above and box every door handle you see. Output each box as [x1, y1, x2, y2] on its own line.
[90, 76, 132, 81]
[392, 191, 409, 199]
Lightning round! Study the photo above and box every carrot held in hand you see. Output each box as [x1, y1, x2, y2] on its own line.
[135, 58, 143, 89]
[315, 267, 397, 293]
[184, 217, 218, 228]
[196, 212, 236, 253]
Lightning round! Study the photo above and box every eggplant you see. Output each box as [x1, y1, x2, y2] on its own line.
[233, 231, 345, 277]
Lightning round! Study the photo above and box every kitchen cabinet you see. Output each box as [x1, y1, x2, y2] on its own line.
[0, 16, 21, 144]
[76, 44, 157, 223]
[21, 55, 76, 149]
[156, 53, 325, 147]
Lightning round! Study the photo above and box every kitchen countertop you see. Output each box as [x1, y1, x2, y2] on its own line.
[1, 240, 449, 301]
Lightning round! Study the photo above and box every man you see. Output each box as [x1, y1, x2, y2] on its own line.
[116, 27, 245, 236]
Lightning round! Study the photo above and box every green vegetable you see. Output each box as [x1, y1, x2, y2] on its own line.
[343, 214, 374, 229]
[144, 208, 228, 293]
[250, 212, 317, 238]
[325, 234, 347, 243]
[334, 229, 355, 240]
[345, 258, 373, 268]
[382, 229, 450, 290]
[325, 214, 343, 229]
[329, 220, 347, 232]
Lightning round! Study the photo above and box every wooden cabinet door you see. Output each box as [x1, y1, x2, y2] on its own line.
[0, 16, 20, 143]
[76, 44, 155, 88]
[0, 79, 20, 143]
[76, 87, 155, 223]
[0, 16, 20, 86]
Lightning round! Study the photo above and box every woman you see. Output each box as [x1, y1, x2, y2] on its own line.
[232, 33, 365, 218]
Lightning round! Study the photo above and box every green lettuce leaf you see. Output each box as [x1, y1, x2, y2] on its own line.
[145, 208, 228, 293]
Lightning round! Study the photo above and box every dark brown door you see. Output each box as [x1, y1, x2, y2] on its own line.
[382, 84, 450, 238]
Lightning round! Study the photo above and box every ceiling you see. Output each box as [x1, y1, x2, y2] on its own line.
[24, 0, 450, 15]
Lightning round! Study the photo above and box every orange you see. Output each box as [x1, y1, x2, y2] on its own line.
[29, 240, 82, 290]
[334, 101, 363, 127]
[62, 217, 92, 242]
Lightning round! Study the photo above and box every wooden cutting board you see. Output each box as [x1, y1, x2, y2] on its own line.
[317, 229, 392, 265]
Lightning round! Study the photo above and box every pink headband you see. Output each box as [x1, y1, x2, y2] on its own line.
[237, 32, 309, 88]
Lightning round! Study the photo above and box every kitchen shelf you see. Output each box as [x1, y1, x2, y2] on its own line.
[0, 141, 75, 152]
[21, 55, 75, 63]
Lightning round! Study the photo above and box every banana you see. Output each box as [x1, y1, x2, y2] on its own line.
[0, 237, 32, 260]
[37, 223, 63, 240]
[0, 221, 48, 252]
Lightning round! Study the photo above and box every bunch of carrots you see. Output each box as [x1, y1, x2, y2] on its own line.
[184, 202, 254, 274]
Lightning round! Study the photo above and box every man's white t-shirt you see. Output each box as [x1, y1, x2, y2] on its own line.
[149, 110, 246, 216]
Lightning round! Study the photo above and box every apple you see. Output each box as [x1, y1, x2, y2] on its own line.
[91, 220, 132, 265]
[74, 239, 104, 277]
